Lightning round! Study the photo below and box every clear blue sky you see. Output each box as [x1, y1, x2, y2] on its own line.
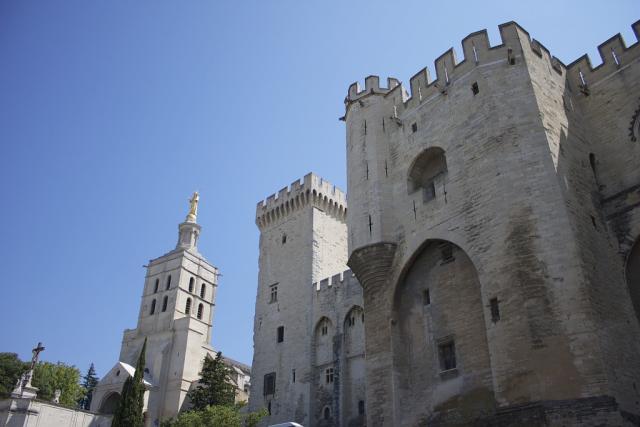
[0, 0, 637, 376]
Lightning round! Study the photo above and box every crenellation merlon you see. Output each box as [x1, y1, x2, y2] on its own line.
[255, 173, 348, 229]
[313, 269, 359, 292]
[344, 20, 640, 117]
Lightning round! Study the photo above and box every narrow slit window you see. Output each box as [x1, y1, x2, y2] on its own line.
[411, 122, 417, 133]
[200, 283, 206, 299]
[162, 296, 168, 312]
[471, 82, 479, 95]
[185, 298, 192, 315]
[490, 297, 500, 322]
[166, 275, 172, 290]
[153, 279, 159, 293]
[270, 284, 278, 303]
[149, 299, 156, 315]
[423, 289, 431, 306]
[188, 277, 194, 293]
[277, 326, 284, 343]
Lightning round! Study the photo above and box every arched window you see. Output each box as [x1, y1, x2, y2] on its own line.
[407, 147, 448, 202]
[166, 275, 172, 290]
[162, 296, 168, 312]
[188, 277, 194, 293]
[323, 406, 331, 420]
[200, 284, 206, 299]
[153, 279, 159, 293]
[185, 298, 192, 315]
[149, 299, 156, 315]
[197, 303, 204, 320]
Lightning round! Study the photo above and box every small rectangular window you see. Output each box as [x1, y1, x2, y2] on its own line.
[423, 289, 430, 306]
[411, 123, 417, 133]
[277, 326, 284, 343]
[263, 372, 276, 395]
[471, 82, 479, 95]
[358, 400, 365, 415]
[292, 369, 296, 383]
[423, 182, 436, 202]
[325, 368, 334, 384]
[438, 340, 456, 371]
[440, 242, 454, 264]
[270, 284, 278, 303]
[490, 298, 500, 322]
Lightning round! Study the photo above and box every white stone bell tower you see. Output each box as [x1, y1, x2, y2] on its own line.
[91, 193, 220, 426]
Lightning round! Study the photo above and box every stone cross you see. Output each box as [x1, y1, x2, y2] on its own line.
[30, 342, 45, 371]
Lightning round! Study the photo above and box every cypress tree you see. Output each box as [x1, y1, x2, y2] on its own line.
[112, 338, 147, 427]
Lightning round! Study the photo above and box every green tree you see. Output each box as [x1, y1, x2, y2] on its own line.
[32, 361, 84, 406]
[0, 353, 29, 398]
[78, 363, 99, 410]
[187, 352, 236, 410]
[112, 338, 147, 427]
[160, 405, 267, 427]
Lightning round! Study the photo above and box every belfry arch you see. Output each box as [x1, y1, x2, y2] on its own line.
[391, 239, 495, 424]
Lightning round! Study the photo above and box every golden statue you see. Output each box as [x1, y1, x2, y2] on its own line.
[187, 191, 199, 222]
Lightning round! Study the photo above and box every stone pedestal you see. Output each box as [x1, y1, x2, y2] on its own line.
[11, 371, 38, 400]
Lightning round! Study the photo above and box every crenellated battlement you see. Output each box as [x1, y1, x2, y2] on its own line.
[344, 20, 640, 116]
[313, 269, 359, 292]
[566, 20, 640, 93]
[255, 173, 347, 230]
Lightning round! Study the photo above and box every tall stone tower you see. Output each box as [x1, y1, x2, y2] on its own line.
[344, 21, 640, 426]
[249, 173, 349, 426]
[91, 193, 220, 426]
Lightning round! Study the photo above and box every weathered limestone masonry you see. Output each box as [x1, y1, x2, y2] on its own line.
[344, 21, 640, 426]
[249, 173, 366, 427]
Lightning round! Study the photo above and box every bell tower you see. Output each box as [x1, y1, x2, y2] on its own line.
[91, 193, 220, 426]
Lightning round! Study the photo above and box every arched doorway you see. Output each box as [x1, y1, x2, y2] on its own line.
[98, 392, 121, 415]
[626, 237, 640, 323]
[392, 240, 495, 424]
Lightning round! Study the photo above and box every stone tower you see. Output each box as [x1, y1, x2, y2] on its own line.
[344, 21, 640, 426]
[249, 173, 351, 426]
[91, 194, 220, 426]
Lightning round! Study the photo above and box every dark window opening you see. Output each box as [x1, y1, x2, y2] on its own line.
[358, 400, 365, 415]
[440, 242, 454, 264]
[411, 122, 417, 133]
[423, 182, 436, 202]
[423, 289, 431, 306]
[188, 277, 194, 293]
[438, 340, 456, 371]
[161, 296, 168, 312]
[153, 279, 159, 293]
[490, 298, 500, 322]
[282, 234, 287, 244]
[166, 275, 172, 290]
[292, 369, 296, 383]
[471, 82, 479, 95]
[321, 323, 328, 336]
[150, 299, 156, 315]
[325, 368, 334, 384]
[270, 284, 278, 303]
[324, 407, 331, 420]
[277, 326, 284, 343]
[197, 303, 204, 320]
[264, 373, 276, 395]
[508, 48, 516, 65]
[200, 283, 206, 299]
[185, 298, 192, 315]
[267, 401, 272, 415]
